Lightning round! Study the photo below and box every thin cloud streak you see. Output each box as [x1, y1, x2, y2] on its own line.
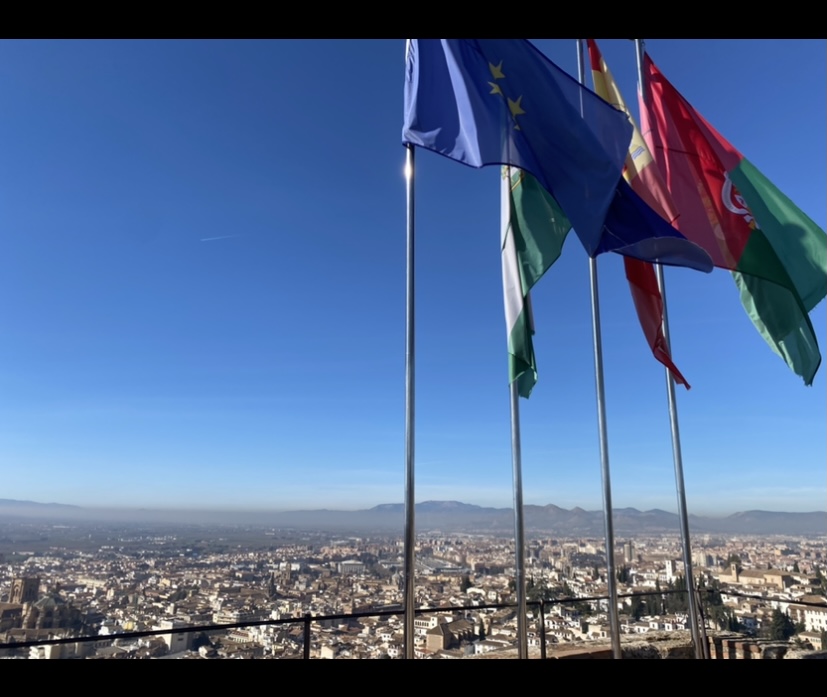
[200, 234, 242, 242]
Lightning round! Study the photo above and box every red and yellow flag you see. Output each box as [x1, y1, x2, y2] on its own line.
[587, 39, 689, 389]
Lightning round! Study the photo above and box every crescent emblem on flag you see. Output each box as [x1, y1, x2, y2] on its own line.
[722, 173, 755, 226]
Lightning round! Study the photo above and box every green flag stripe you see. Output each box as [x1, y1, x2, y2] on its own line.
[508, 306, 536, 399]
[734, 268, 821, 386]
[502, 168, 536, 397]
[510, 169, 572, 293]
[502, 167, 573, 399]
[731, 158, 827, 312]
[728, 157, 827, 385]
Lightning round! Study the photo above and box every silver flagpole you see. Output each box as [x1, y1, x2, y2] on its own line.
[403, 39, 417, 659]
[510, 381, 528, 658]
[503, 167, 528, 659]
[634, 38, 704, 659]
[576, 39, 622, 660]
[403, 141, 416, 660]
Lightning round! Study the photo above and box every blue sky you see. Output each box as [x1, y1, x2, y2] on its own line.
[0, 39, 823, 515]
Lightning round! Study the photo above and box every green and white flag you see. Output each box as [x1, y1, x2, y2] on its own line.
[502, 166, 572, 398]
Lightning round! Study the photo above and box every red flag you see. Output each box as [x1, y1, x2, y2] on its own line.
[624, 257, 690, 387]
[640, 52, 826, 385]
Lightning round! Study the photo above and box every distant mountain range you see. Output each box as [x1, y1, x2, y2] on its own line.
[0, 498, 80, 509]
[0, 498, 824, 536]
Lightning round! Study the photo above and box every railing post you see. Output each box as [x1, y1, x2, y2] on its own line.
[303, 613, 311, 660]
[694, 587, 711, 660]
[539, 600, 547, 660]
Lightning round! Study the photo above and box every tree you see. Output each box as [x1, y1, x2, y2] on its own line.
[643, 579, 664, 616]
[167, 588, 187, 603]
[664, 576, 688, 614]
[571, 599, 593, 618]
[190, 633, 211, 651]
[703, 585, 734, 630]
[722, 553, 741, 569]
[460, 574, 473, 593]
[725, 612, 742, 632]
[616, 565, 631, 584]
[644, 593, 662, 617]
[767, 609, 796, 641]
[628, 594, 645, 620]
[526, 579, 547, 604]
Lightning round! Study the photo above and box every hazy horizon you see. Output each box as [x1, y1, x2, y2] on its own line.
[2, 496, 825, 518]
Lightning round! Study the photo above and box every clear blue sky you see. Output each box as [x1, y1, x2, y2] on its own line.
[0, 39, 823, 515]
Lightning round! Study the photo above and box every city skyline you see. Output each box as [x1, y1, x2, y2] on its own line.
[0, 39, 824, 515]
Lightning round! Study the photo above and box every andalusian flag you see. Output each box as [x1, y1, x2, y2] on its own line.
[502, 166, 572, 397]
[587, 39, 690, 389]
[641, 53, 827, 385]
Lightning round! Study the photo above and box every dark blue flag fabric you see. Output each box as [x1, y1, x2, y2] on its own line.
[402, 39, 713, 273]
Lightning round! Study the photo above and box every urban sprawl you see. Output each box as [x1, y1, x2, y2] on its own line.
[1, 525, 825, 659]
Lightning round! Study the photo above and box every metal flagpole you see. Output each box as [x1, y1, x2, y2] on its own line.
[403, 39, 417, 658]
[403, 141, 416, 659]
[576, 39, 622, 660]
[633, 38, 704, 659]
[510, 381, 528, 658]
[503, 167, 528, 659]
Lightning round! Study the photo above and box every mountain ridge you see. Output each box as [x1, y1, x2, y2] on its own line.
[0, 499, 824, 535]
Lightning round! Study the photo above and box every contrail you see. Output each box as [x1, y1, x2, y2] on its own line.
[200, 234, 241, 242]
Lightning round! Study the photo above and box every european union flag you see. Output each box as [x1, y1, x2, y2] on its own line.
[403, 39, 712, 273]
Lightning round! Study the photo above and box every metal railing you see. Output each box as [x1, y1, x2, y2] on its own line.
[0, 588, 722, 658]
[3, 587, 823, 658]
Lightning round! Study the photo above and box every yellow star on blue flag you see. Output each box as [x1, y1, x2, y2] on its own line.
[402, 39, 713, 271]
